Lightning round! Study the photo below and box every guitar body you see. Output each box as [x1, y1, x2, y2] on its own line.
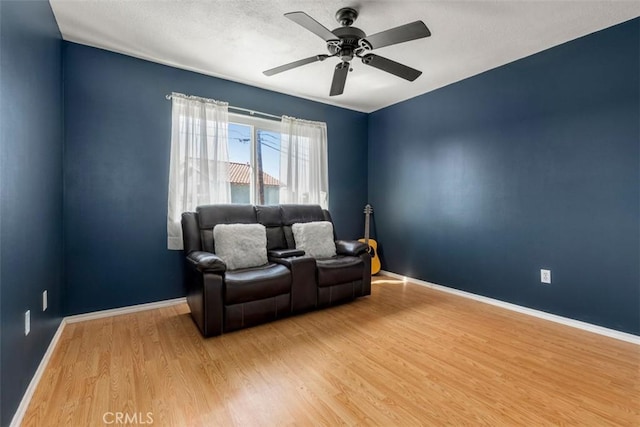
[359, 237, 381, 275]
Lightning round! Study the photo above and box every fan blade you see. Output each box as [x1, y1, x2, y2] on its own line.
[285, 11, 337, 42]
[364, 21, 431, 50]
[330, 62, 349, 96]
[361, 54, 422, 81]
[263, 55, 327, 76]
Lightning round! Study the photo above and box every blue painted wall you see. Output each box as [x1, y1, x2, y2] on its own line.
[62, 42, 369, 315]
[0, 1, 64, 424]
[369, 18, 639, 334]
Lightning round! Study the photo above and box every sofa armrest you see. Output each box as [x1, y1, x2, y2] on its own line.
[335, 240, 368, 256]
[268, 248, 305, 258]
[186, 251, 227, 274]
[270, 256, 317, 312]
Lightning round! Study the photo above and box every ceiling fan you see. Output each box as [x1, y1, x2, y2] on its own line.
[263, 7, 431, 96]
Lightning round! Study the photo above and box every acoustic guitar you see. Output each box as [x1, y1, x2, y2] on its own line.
[358, 204, 381, 275]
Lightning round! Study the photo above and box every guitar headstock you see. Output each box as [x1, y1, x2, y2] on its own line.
[363, 204, 373, 214]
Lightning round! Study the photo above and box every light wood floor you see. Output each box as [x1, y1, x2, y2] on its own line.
[23, 277, 639, 426]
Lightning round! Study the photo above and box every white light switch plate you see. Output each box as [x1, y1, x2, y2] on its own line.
[43, 290, 48, 311]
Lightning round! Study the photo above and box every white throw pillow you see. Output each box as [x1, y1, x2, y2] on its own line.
[213, 223, 268, 270]
[292, 221, 336, 259]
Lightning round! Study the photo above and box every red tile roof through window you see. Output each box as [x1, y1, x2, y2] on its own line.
[229, 162, 280, 186]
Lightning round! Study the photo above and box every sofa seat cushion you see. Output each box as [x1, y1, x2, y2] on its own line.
[316, 256, 363, 287]
[224, 263, 291, 305]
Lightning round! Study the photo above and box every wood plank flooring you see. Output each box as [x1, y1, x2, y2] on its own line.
[22, 277, 639, 426]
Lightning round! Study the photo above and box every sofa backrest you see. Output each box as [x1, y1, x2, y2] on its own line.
[321, 208, 338, 241]
[255, 205, 286, 250]
[181, 212, 201, 255]
[196, 204, 257, 253]
[181, 204, 335, 254]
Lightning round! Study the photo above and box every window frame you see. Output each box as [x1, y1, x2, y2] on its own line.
[228, 112, 282, 205]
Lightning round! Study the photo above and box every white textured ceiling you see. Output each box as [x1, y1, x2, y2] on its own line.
[49, 1, 639, 113]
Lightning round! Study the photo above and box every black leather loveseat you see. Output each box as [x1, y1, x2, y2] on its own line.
[181, 204, 371, 337]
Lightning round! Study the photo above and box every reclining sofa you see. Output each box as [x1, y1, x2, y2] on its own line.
[181, 204, 371, 337]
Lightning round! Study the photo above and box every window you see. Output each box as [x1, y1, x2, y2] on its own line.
[168, 92, 329, 249]
[228, 113, 282, 205]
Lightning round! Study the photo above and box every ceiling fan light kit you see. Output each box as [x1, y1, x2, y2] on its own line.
[263, 7, 431, 96]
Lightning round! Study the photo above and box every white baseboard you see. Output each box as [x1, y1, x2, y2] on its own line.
[65, 297, 187, 323]
[10, 296, 187, 427]
[379, 270, 640, 345]
[10, 319, 66, 427]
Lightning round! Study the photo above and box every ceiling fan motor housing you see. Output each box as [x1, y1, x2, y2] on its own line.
[327, 8, 373, 62]
[327, 26, 368, 61]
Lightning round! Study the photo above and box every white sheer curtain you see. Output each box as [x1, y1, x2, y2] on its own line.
[167, 93, 231, 250]
[279, 116, 329, 208]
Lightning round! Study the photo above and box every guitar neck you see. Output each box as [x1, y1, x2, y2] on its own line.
[364, 212, 370, 243]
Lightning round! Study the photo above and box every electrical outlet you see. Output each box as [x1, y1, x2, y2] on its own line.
[25, 310, 31, 336]
[541, 269, 551, 284]
[43, 290, 48, 311]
